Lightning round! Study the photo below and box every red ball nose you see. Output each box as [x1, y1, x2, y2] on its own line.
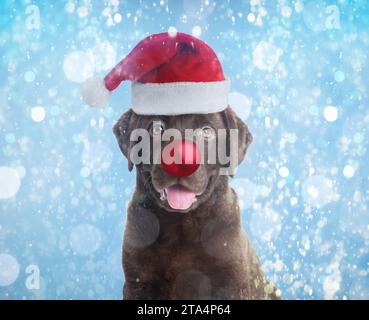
[161, 140, 201, 178]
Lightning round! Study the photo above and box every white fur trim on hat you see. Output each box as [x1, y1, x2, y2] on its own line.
[81, 77, 111, 108]
[131, 79, 230, 115]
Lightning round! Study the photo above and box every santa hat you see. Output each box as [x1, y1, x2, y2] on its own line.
[81, 32, 230, 115]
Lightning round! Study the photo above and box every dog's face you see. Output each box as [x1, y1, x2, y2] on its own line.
[113, 107, 252, 213]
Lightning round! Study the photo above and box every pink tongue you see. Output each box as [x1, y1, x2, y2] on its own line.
[165, 185, 196, 210]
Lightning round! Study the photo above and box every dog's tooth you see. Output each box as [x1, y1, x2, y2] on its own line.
[160, 190, 166, 201]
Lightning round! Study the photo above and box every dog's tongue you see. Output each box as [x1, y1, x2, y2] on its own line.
[165, 185, 196, 210]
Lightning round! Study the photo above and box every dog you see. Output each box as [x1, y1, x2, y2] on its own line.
[113, 106, 279, 300]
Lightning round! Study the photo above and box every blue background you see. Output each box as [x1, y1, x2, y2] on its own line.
[0, 0, 368, 299]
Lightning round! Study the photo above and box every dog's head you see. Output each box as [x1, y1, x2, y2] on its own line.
[113, 107, 252, 213]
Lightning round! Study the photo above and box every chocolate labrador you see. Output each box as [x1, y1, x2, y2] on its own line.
[113, 106, 279, 300]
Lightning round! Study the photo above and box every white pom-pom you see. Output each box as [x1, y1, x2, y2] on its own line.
[81, 77, 111, 108]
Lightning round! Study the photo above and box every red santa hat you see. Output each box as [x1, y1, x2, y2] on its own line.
[81, 32, 230, 115]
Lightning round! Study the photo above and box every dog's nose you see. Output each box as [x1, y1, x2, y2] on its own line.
[161, 139, 201, 177]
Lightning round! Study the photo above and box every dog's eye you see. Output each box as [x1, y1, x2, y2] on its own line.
[150, 122, 165, 136]
[199, 125, 215, 140]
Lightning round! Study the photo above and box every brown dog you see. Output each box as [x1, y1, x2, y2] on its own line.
[113, 106, 279, 300]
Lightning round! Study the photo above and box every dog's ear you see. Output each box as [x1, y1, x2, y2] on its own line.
[223, 106, 253, 166]
[113, 109, 136, 171]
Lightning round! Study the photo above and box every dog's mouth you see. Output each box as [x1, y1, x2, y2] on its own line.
[159, 184, 200, 211]
[142, 168, 214, 212]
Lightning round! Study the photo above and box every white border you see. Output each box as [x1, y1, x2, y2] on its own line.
[131, 79, 230, 115]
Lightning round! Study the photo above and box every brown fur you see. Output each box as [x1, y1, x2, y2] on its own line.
[113, 107, 279, 300]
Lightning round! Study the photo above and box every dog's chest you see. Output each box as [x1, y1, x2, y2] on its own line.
[156, 215, 204, 245]
[160, 242, 212, 283]
[157, 240, 242, 299]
